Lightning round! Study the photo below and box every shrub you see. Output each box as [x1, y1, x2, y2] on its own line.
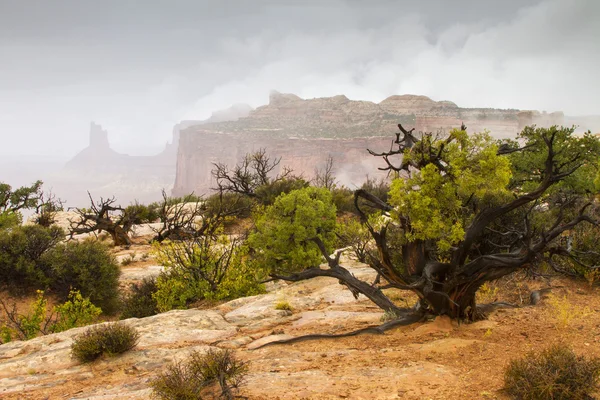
[71, 322, 139, 363]
[124, 203, 160, 224]
[0, 212, 22, 230]
[152, 237, 265, 312]
[52, 290, 102, 332]
[0, 226, 120, 314]
[331, 186, 356, 215]
[476, 282, 499, 304]
[546, 294, 591, 329]
[0, 289, 101, 342]
[360, 176, 390, 204]
[120, 277, 159, 319]
[0, 180, 43, 230]
[0, 225, 63, 290]
[121, 253, 136, 266]
[248, 186, 337, 275]
[203, 192, 254, 222]
[274, 301, 292, 311]
[255, 177, 309, 205]
[335, 217, 372, 262]
[1, 290, 48, 340]
[44, 240, 121, 314]
[151, 349, 248, 400]
[504, 343, 600, 400]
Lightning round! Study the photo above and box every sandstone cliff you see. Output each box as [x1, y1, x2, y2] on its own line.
[173, 92, 564, 196]
[53, 102, 254, 207]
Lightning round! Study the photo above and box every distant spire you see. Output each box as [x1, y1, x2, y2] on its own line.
[89, 122, 109, 149]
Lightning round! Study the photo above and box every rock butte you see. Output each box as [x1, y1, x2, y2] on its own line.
[62, 92, 580, 203]
[173, 91, 564, 196]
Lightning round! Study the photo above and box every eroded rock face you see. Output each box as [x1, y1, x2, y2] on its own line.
[173, 92, 564, 196]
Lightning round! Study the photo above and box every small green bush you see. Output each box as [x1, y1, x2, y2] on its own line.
[151, 349, 248, 400]
[203, 192, 254, 221]
[360, 176, 390, 204]
[0, 225, 120, 314]
[71, 322, 140, 363]
[504, 343, 600, 400]
[330, 186, 356, 215]
[0, 289, 101, 342]
[152, 238, 265, 312]
[335, 217, 372, 262]
[248, 186, 337, 275]
[0, 224, 63, 290]
[124, 203, 160, 224]
[120, 278, 159, 319]
[52, 290, 102, 332]
[44, 240, 121, 314]
[274, 301, 292, 311]
[255, 177, 309, 205]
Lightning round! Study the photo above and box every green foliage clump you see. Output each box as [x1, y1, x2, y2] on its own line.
[274, 300, 292, 311]
[388, 130, 512, 253]
[52, 290, 102, 332]
[504, 343, 600, 400]
[255, 177, 309, 205]
[0, 212, 22, 230]
[71, 322, 139, 363]
[124, 202, 160, 224]
[0, 289, 101, 342]
[0, 180, 42, 230]
[335, 217, 372, 262]
[0, 224, 64, 290]
[44, 240, 121, 314]
[360, 176, 390, 205]
[120, 277, 159, 319]
[10, 290, 48, 340]
[330, 186, 355, 215]
[203, 192, 254, 222]
[152, 237, 264, 312]
[248, 186, 337, 275]
[151, 349, 248, 400]
[0, 224, 120, 313]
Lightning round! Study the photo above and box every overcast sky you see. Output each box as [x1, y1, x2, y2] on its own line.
[0, 0, 598, 157]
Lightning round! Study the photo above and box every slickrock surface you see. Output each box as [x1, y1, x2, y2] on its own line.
[2, 260, 600, 399]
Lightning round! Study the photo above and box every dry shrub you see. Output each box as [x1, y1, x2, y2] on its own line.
[71, 322, 139, 363]
[151, 349, 248, 400]
[274, 301, 292, 311]
[504, 343, 600, 400]
[119, 277, 159, 319]
[546, 294, 591, 329]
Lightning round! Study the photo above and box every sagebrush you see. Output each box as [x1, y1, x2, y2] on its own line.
[151, 349, 248, 400]
[71, 322, 139, 363]
[504, 343, 600, 400]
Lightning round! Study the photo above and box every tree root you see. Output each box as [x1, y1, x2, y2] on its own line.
[251, 312, 424, 350]
[253, 288, 556, 350]
[476, 288, 557, 316]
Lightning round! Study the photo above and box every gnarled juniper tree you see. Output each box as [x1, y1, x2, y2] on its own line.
[252, 124, 600, 325]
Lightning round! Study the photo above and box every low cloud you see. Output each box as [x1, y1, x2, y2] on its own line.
[0, 0, 598, 157]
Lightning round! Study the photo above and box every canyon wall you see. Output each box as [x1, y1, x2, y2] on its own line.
[173, 92, 565, 196]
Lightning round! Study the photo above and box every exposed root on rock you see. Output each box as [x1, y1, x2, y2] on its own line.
[251, 312, 424, 349]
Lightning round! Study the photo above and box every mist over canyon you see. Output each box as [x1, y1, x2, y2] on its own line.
[4, 91, 597, 208]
